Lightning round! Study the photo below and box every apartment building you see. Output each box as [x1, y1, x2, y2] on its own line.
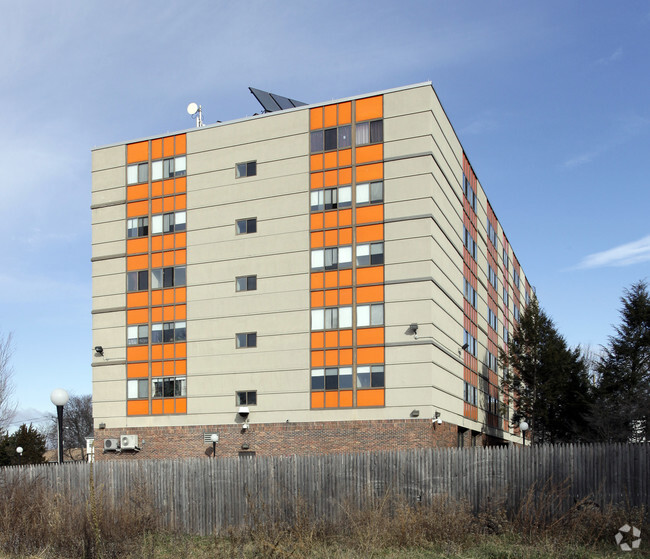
[91, 82, 532, 459]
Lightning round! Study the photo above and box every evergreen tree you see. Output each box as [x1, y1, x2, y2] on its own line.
[592, 281, 650, 442]
[500, 295, 592, 444]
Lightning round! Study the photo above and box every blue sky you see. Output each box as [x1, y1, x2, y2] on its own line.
[1, 1, 649, 428]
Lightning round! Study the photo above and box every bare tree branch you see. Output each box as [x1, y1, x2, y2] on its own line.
[0, 333, 17, 432]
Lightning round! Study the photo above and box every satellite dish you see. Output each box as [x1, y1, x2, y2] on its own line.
[187, 102, 199, 116]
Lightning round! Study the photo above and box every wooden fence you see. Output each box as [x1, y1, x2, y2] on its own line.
[1, 443, 647, 535]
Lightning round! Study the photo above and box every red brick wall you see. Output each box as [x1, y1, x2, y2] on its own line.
[94, 419, 464, 460]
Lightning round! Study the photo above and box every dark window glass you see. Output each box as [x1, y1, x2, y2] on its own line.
[152, 325, 162, 344]
[371, 365, 385, 387]
[370, 181, 383, 203]
[310, 130, 323, 152]
[127, 270, 148, 292]
[324, 128, 337, 151]
[339, 369, 353, 389]
[163, 267, 174, 288]
[246, 161, 256, 176]
[338, 125, 351, 149]
[163, 378, 175, 397]
[175, 321, 186, 342]
[236, 218, 257, 234]
[311, 371, 324, 390]
[324, 188, 337, 210]
[325, 368, 338, 390]
[163, 322, 174, 343]
[370, 243, 384, 265]
[370, 120, 383, 143]
[324, 248, 338, 270]
[236, 390, 257, 405]
[236, 332, 256, 348]
[138, 163, 148, 183]
[175, 266, 186, 287]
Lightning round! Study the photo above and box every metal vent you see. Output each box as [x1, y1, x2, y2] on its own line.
[203, 432, 219, 444]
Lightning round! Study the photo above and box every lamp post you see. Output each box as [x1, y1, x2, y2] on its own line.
[50, 388, 69, 464]
[16, 446, 23, 466]
[519, 420, 529, 447]
[210, 433, 218, 459]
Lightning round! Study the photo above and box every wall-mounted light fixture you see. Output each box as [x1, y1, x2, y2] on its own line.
[94, 346, 104, 356]
[433, 411, 442, 425]
[409, 323, 418, 335]
[461, 343, 469, 351]
[410, 409, 420, 417]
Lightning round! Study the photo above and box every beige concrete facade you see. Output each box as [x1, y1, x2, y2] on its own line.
[91, 83, 531, 457]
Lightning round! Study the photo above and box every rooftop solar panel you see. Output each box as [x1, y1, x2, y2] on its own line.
[249, 87, 306, 113]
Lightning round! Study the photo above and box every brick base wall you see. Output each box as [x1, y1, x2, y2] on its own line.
[94, 418, 490, 460]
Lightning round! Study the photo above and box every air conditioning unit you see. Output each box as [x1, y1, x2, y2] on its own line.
[120, 434, 139, 450]
[103, 438, 120, 451]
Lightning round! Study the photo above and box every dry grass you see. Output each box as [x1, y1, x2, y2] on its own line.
[0, 472, 646, 559]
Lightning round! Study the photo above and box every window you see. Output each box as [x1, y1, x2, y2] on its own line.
[338, 125, 352, 149]
[151, 321, 186, 343]
[151, 266, 186, 289]
[525, 290, 531, 306]
[463, 226, 476, 260]
[127, 324, 148, 345]
[127, 379, 149, 399]
[152, 156, 186, 180]
[311, 367, 353, 390]
[503, 248, 509, 271]
[236, 218, 257, 234]
[487, 351, 497, 372]
[513, 269, 520, 290]
[356, 119, 383, 145]
[127, 270, 148, 292]
[236, 275, 257, 292]
[310, 186, 351, 211]
[487, 219, 497, 248]
[152, 377, 186, 398]
[310, 125, 354, 153]
[488, 307, 498, 331]
[513, 306, 520, 322]
[127, 217, 149, 238]
[311, 246, 352, 270]
[463, 330, 477, 357]
[127, 162, 148, 185]
[152, 211, 186, 235]
[464, 278, 477, 308]
[356, 181, 383, 205]
[488, 394, 500, 416]
[503, 325, 509, 343]
[236, 332, 257, 348]
[463, 175, 476, 211]
[356, 242, 384, 266]
[324, 128, 337, 151]
[503, 286, 509, 309]
[236, 391, 257, 406]
[464, 381, 478, 406]
[357, 303, 384, 327]
[488, 264, 498, 291]
[357, 365, 384, 388]
[311, 307, 352, 330]
[236, 160, 257, 178]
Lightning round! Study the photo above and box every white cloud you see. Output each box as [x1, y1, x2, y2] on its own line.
[595, 46, 623, 65]
[576, 235, 650, 269]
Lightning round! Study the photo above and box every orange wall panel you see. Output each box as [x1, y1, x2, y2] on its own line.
[339, 167, 352, 184]
[324, 170, 337, 187]
[152, 399, 163, 414]
[176, 232, 187, 248]
[324, 330, 338, 348]
[324, 229, 338, 247]
[357, 388, 385, 407]
[175, 134, 186, 154]
[311, 231, 324, 248]
[127, 346, 148, 362]
[152, 361, 163, 376]
[151, 139, 163, 160]
[339, 227, 352, 243]
[339, 348, 353, 365]
[339, 329, 353, 346]
[175, 343, 187, 358]
[151, 306, 163, 322]
[311, 273, 324, 289]
[127, 308, 148, 325]
[176, 360, 187, 375]
[163, 251, 174, 266]
[356, 144, 383, 165]
[127, 400, 149, 416]
[175, 398, 187, 414]
[152, 181, 163, 197]
[339, 211, 352, 227]
[163, 136, 174, 157]
[338, 102, 351, 125]
[323, 104, 337, 127]
[325, 391, 338, 408]
[152, 344, 163, 360]
[127, 141, 148, 164]
[163, 288, 175, 305]
[324, 211, 338, 229]
[127, 237, 148, 255]
[163, 344, 174, 359]
[127, 292, 148, 308]
[175, 249, 187, 265]
[127, 200, 148, 218]
[323, 151, 337, 169]
[127, 362, 148, 378]
[127, 184, 149, 201]
[311, 172, 323, 189]
[163, 180, 174, 196]
[310, 213, 324, 230]
[176, 287, 186, 303]
[356, 163, 383, 182]
[310, 107, 323, 130]
[339, 269, 352, 286]
[311, 392, 324, 408]
[356, 96, 383, 122]
[339, 149, 352, 166]
[324, 289, 338, 306]
[357, 285, 384, 304]
[311, 332, 324, 349]
[151, 252, 162, 268]
[310, 154, 323, 171]
[357, 327, 384, 346]
[163, 361, 175, 375]
[357, 346, 384, 364]
[175, 304, 186, 320]
[311, 350, 324, 367]
[324, 271, 338, 288]
[176, 194, 187, 211]
[151, 197, 163, 213]
[175, 176, 186, 193]
[356, 223, 384, 243]
[163, 399, 175, 414]
[340, 287, 353, 305]
[357, 266, 384, 285]
[339, 390, 353, 407]
[163, 196, 174, 212]
[163, 306, 174, 321]
[325, 350, 338, 366]
[356, 205, 384, 225]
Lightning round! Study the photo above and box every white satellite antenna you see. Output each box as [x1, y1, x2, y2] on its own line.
[187, 102, 204, 127]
